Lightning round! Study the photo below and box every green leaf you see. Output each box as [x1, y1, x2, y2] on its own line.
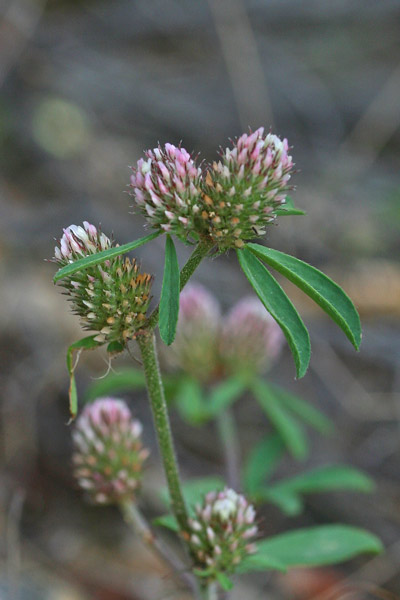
[216, 572, 234, 591]
[237, 248, 310, 378]
[204, 377, 247, 420]
[251, 525, 383, 568]
[274, 196, 306, 216]
[263, 382, 333, 435]
[84, 367, 146, 403]
[159, 235, 180, 345]
[252, 379, 308, 460]
[274, 208, 306, 217]
[259, 465, 374, 516]
[106, 340, 125, 355]
[237, 552, 287, 574]
[66, 335, 102, 420]
[53, 231, 160, 282]
[175, 377, 207, 425]
[242, 434, 285, 497]
[152, 514, 179, 532]
[274, 208, 306, 216]
[174, 376, 246, 425]
[247, 243, 362, 350]
[193, 568, 215, 578]
[262, 489, 304, 516]
[277, 464, 374, 495]
[163, 374, 185, 404]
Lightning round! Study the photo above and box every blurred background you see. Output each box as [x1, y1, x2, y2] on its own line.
[1, 0, 400, 598]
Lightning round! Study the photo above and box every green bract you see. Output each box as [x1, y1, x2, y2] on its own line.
[159, 235, 180, 345]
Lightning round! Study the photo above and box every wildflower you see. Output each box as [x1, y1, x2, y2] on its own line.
[186, 488, 258, 575]
[54, 221, 111, 263]
[167, 284, 221, 382]
[220, 297, 284, 375]
[54, 222, 152, 345]
[166, 285, 283, 382]
[200, 128, 294, 250]
[129, 143, 203, 241]
[72, 398, 149, 505]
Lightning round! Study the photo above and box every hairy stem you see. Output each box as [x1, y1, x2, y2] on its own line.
[137, 330, 189, 532]
[146, 238, 214, 331]
[120, 501, 198, 594]
[216, 407, 241, 490]
[136, 238, 216, 599]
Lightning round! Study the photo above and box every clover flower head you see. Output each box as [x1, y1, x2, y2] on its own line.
[54, 221, 112, 263]
[167, 284, 221, 382]
[199, 127, 294, 249]
[54, 222, 153, 345]
[72, 397, 149, 505]
[186, 488, 258, 576]
[220, 296, 284, 374]
[178, 283, 221, 331]
[129, 143, 203, 241]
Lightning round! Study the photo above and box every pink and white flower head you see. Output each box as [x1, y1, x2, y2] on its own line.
[167, 284, 221, 382]
[53, 222, 153, 345]
[54, 221, 112, 264]
[220, 296, 284, 375]
[129, 143, 203, 241]
[200, 127, 294, 249]
[186, 488, 258, 576]
[72, 398, 149, 505]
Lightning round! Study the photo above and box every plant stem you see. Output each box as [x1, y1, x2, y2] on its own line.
[136, 239, 216, 598]
[137, 330, 189, 533]
[207, 581, 219, 600]
[120, 501, 198, 593]
[146, 238, 214, 331]
[216, 407, 241, 490]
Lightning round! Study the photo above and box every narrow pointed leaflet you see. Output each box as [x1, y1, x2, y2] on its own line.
[261, 382, 333, 435]
[258, 464, 374, 515]
[159, 235, 180, 345]
[247, 243, 361, 350]
[66, 335, 102, 421]
[252, 379, 308, 459]
[240, 525, 382, 571]
[237, 247, 311, 378]
[274, 196, 306, 216]
[54, 231, 160, 282]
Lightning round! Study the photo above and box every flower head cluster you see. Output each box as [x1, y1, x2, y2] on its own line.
[220, 297, 283, 374]
[72, 398, 149, 505]
[186, 488, 258, 575]
[128, 129, 294, 249]
[129, 143, 202, 241]
[54, 223, 153, 345]
[199, 128, 294, 249]
[167, 284, 283, 381]
[167, 283, 221, 382]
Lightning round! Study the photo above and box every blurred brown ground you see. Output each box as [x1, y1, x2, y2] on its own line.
[1, 1, 400, 598]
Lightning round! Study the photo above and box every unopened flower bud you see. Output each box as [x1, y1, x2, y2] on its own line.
[167, 284, 221, 382]
[72, 398, 149, 505]
[220, 297, 284, 374]
[186, 488, 258, 576]
[200, 128, 294, 249]
[129, 143, 203, 241]
[53, 222, 153, 346]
